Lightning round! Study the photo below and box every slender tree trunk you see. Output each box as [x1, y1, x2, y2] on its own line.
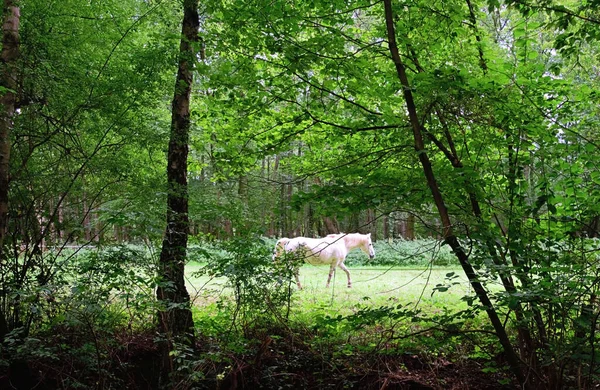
[350, 212, 360, 233]
[322, 216, 339, 235]
[286, 182, 293, 235]
[0, 0, 20, 341]
[382, 1, 528, 387]
[394, 212, 401, 238]
[278, 181, 286, 236]
[429, 106, 539, 371]
[405, 214, 415, 240]
[367, 209, 377, 241]
[305, 202, 313, 237]
[156, 0, 199, 383]
[383, 215, 389, 239]
[0, 0, 19, 260]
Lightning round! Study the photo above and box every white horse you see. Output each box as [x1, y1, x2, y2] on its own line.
[273, 233, 375, 289]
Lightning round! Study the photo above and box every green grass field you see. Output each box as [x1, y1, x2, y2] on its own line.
[185, 262, 474, 319]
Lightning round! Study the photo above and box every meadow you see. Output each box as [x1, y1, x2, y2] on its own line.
[186, 262, 473, 316]
[185, 237, 473, 318]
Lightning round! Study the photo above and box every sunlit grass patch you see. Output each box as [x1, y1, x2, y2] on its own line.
[186, 261, 478, 333]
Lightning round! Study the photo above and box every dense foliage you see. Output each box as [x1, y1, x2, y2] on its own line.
[1, 0, 600, 388]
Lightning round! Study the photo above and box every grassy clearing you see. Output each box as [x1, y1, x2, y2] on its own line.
[291, 266, 472, 317]
[186, 262, 474, 318]
[183, 237, 498, 362]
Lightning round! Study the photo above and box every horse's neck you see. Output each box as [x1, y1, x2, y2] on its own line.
[342, 234, 362, 250]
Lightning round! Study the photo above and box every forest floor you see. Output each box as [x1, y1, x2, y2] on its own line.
[1, 325, 518, 390]
[203, 335, 517, 390]
[116, 330, 519, 390]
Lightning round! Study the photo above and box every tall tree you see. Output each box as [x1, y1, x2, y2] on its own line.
[0, 0, 182, 345]
[0, 0, 20, 341]
[156, 0, 199, 381]
[381, 0, 528, 386]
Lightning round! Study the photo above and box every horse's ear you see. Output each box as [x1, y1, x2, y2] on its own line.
[367, 233, 371, 237]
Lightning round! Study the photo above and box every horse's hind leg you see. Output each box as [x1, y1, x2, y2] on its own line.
[295, 268, 302, 290]
[338, 262, 352, 288]
[326, 263, 336, 288]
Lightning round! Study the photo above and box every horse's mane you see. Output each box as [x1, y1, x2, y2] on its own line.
[326, 232, 370, 246]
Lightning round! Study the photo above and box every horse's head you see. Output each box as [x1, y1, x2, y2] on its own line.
[363, 233, 375, 259]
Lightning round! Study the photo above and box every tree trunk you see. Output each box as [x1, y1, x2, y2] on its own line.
[383, 215, 389, 239]
[350, 212, 360, 233]
[0, 0, 20, 341]
[322, 216, 339, 235]
[367, 208, 377, 241]
[382, 1, 528, 387]
[286, 182, 293, 235]
[278, 181, 286, 236]
[405, 213, 415, 240]
[393, 212, 401, 238]
[156, 0, 199, 383]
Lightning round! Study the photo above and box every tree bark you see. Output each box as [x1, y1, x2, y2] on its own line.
[322, 216, 339, 235]
[405, 213, 415, 240]
[0, 0, 20, 341]
[0, 1, 19, 261]
[383, 215, 389, 239]
[156, 0, 199, 383]
[382, 1, 528, 387]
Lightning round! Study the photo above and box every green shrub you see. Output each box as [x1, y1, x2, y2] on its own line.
[191, 236, 297, 336]
[58, 245, 158, 330]
[345, 238, 457, 267]
[0, 245, 159, 389]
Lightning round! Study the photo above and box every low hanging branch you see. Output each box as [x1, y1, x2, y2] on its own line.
[381, 0, 529, 387]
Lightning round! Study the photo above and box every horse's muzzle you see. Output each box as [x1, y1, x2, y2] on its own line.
[369, 255, 375, 259]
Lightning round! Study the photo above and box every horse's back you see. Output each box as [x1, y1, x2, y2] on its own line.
[298, 237, 346, 265]
[279, 236, 346, 265]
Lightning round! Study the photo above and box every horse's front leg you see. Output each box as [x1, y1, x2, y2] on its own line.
[338, 262, 352, 288]
[326, 263, 336, 288]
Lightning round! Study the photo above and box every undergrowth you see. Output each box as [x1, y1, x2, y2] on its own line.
[0, 239, 514, 390]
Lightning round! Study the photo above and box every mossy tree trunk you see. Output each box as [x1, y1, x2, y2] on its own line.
[0, 0, 20, 342]
[156, 0, 199, 384]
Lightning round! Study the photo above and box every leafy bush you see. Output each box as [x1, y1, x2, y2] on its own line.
[345, 238, 457, 267]
[57, 245, 158, 330]
[0, 245, 159, 389]
[191, 236, 297, 336]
